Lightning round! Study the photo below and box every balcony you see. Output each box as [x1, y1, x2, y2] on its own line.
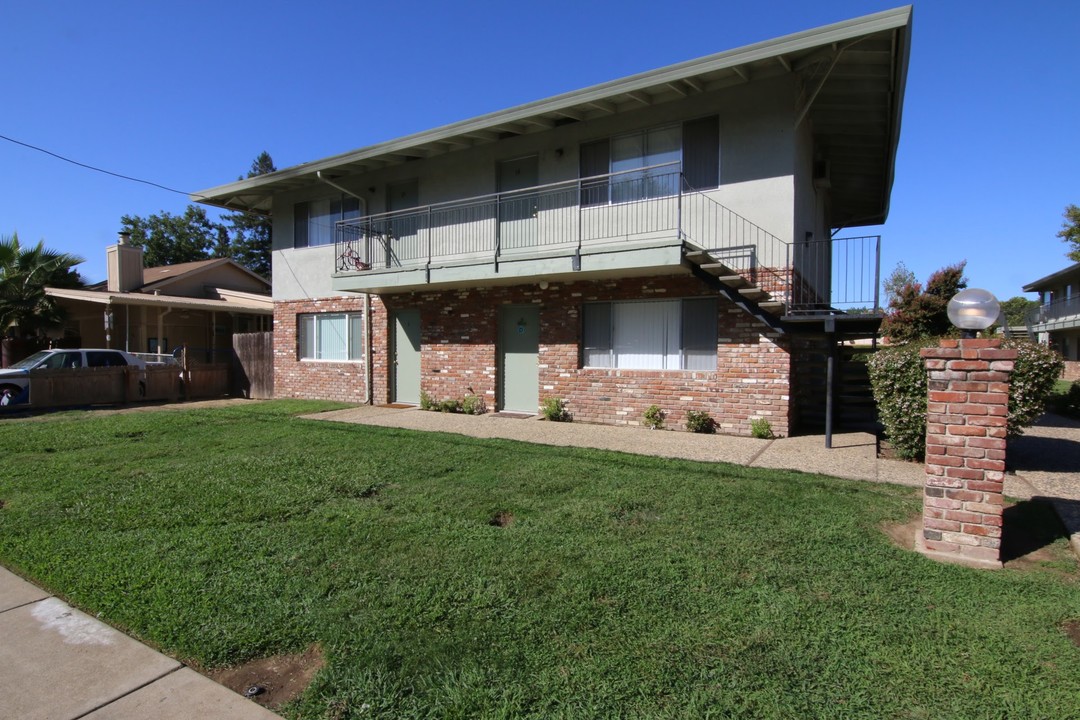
[333, 164, 880, 317]
[1027, 295, 1080, 333]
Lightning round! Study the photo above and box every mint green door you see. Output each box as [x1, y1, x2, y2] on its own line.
[393, 309, 421, 404]
[498, 306, 539, 412]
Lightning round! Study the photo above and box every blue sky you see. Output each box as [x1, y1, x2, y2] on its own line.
[2, 1, 1078, 302]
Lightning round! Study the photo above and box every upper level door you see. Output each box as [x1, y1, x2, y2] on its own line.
[386, 179, 420, 267]
[497, 156, 539, 252]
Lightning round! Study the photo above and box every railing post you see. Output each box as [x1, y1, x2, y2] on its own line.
[677, 174, 683, 241]
[575, 180, 582, 271]
[873, 235, 882, 313]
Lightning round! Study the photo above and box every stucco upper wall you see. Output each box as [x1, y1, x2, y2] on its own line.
[270, 76, 799, 254]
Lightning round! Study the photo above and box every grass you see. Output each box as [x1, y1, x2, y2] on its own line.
[2, 400, 1079, 718]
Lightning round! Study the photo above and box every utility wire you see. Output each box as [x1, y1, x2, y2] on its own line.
[0, 132, 197, 198]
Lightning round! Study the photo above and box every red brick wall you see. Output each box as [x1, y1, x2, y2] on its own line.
[277, 274, 793, 436]
[273, 296, 368, 403]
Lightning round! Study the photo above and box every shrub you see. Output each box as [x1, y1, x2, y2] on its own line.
[540, 397, 571, 422]
[419, 391, 436, 411]
[1002, 338, 1065, 434]
[684, 410, 716, 434]
[642, 405, 665, 430]
[438, 399, 462, 413]
[462, 394, 486, 416]
[867, 338, 1064, 460]
[750, 418, 775, 439]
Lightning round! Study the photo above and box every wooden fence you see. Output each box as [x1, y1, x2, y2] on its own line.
[25, 366, 181, 409]
[232, 332, 274, 399]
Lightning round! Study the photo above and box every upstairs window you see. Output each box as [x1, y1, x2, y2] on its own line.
[582, 298, 717, 370]
[294, 195, 361, 248]
[580, 116, 719, 206]
[298, 313, 364, 361]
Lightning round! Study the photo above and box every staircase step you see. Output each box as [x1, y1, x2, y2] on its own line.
[738, 287, 768, 300]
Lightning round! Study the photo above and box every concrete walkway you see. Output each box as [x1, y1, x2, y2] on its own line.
[4, 402, 1077, 719]
[0, 567, 281, 719]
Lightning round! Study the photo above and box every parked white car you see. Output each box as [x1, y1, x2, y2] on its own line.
[0, 348, 149, 406]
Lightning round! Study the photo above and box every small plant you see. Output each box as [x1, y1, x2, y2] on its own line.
[438, 399, 462, 413]
[750, 418, 775, 439]
[419, 391, 436, 411]
[462, 394, 486, 415]
[541, 397, 572, 422]
[684, 410, 716, 434]
[642, 405, 665, 430]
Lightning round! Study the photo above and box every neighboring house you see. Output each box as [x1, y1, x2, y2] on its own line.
[193, 7, 912, 435]
[43, 234, 272, 359]
[1023, 262, 1080, 379]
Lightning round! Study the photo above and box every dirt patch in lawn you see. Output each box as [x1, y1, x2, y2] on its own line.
[490, 511, 515, 527]
[882, 500, 1077, 575]
[1062, 620, 1080, 648]
[207, 643, 325, 710]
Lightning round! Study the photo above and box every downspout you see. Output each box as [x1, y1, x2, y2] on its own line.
[317, 170, 374, 405]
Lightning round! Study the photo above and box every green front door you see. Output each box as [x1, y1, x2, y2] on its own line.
[393, 309, 421, 404]
[498, 305, 539, 412]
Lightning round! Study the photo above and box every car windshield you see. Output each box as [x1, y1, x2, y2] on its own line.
[7, 351, 52, 370]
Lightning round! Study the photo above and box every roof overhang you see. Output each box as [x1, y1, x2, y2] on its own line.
[44, 287, 273, 314]
[193, 6, 912, 228]
[1022, 262, 1080, 292]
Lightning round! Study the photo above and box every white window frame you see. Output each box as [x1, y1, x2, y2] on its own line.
[298, 312, 364, 362]
[294, 195, 361, 248]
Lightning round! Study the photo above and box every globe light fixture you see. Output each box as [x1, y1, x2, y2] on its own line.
[947, 288, 1000, 338]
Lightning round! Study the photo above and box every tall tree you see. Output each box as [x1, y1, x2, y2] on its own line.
[120, 206, 228, 267]
[883, 261, 916, 307]
[0, 232, 85, 339]
[998, 296, 1039, 328]
[223, 151, 276, 278]
[1057, 203, 1080, 262]
[880, 261, 968, 343]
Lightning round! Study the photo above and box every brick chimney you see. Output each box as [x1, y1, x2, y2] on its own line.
[106, 231, 144, 292]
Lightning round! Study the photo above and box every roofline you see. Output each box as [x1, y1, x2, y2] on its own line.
[1022, 262, 1080, 292]
[193, 6, 912, 204]
[44, 287, 273, 314]
[141, 257, 270, 292]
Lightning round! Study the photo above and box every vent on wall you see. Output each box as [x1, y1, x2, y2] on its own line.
[813, 160, 831, 189]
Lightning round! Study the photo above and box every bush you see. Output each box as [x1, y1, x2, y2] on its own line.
[750, 418, 775, 439]
[684, 410, 716, 434]
[419, 391, 436, 411]
[462, 394, 486, 416]
[438, 399, 462, 413]
[642, 405, 665, 430]
[541, 397, 571, 422]
[867, 338, 1064, 460]
[1050, 381, 1080, 418]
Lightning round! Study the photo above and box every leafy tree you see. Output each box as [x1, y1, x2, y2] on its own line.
[222, 151, 276, 278]
[120, 206, 228, 267]
[1057, 203, 1080, 262]
[880, 261, 967, 343]
[883, 261, 916, 307]
[0, 232, 85, 339]
[998, 296, 1039, 327]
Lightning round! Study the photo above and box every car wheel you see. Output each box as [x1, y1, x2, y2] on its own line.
[0, 385, 20, 406]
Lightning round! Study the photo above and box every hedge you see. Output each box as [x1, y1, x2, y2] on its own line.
[867, 338, 1064, 460]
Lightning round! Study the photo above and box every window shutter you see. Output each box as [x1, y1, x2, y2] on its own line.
[579, 139, 610, 207]
[293, 202, 310, 248]
[682, 116, 719, 190]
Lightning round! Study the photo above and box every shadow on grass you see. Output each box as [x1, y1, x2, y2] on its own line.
[1000, 498, 1074, 563]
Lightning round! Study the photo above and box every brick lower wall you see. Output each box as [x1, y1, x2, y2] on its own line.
[277, 274, 793, 436]
[1063, 360, 1080, 382]
[273, 296, 368, 403]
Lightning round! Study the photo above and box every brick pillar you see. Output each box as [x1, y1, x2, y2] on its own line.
[917, 339, 1016, 569]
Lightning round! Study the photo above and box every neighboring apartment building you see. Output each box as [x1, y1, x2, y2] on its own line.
[1023, 262, 1080, 379]
[194, 7, 912, 435]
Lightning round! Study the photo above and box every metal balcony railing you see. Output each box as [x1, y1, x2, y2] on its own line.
[334, 164, 881, 315]
[1026, 295, 1080, 330]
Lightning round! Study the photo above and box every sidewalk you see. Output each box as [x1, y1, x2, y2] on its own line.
[0, 567, 280, 720]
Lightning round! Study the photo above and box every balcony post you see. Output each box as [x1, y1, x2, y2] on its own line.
[677, 174, 683, 241]
[574, 178, 583, 271]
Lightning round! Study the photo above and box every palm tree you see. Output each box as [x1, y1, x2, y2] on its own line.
[0, 233, 85, 340]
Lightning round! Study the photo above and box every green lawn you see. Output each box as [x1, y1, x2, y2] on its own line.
[2, 401, 1079, 719]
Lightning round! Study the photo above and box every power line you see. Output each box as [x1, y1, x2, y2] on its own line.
[0, 132, 196, 197]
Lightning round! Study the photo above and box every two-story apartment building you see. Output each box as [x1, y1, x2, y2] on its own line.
[1024, 262, 1080, 379]
[194, 7, 912, 435]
